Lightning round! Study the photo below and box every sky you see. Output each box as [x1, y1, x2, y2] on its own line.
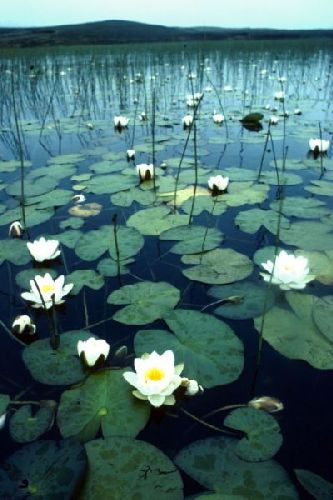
[2, 0, 333, 30]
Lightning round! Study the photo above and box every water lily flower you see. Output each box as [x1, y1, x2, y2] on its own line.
[27, 237, 61, 262]
[294, 108, 302, 115]
[9, 220, 23, 238]
[85, 122, 94, 130]
[248, 396, 284, 413]
[186, 92, 203, 107]
[72, 194, 86, 204]
[12, 315, 36, 335]
[213, 111, 225, 124]
[260, 250, 315, 290]
[123, 350, 184, 407]
[0, 413, 6, 430]
[269, 116, 279, 125]
[127, 149, 135, 160]
[136, 163, 154, 182]
[309, 138, 330, 152]
[114, 116, 129, 129]
[223, 85, 233, 92]
[274, 90, 285, 100]
[21, 273, 73, 309]
[181, 378, 203, 396]
[208, 175, 229, 194]
[77, 337, 110, 367]
[182, 114, 193, 128]
[139, 112, 148, 121]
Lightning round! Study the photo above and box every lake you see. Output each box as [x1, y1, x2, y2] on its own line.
[0, 39, 332, 499]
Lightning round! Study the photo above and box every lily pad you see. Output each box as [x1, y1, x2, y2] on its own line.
[23, 330, 94, 385]
[223, 183, 269, 207]
[175, 437, 298, 498]
[81, 437, 183, 499]
[160, 225, 223, 255]
[57, 369, 150, 440]
[0, 440, 85, 499]
[224, 407, 283, 461]
[108, 281, 180, 325]
[295, 469, 333, 500]
[75, 226, 110, 261]
[305, 179, 333, 196]
[85, 173, 135, 194]
[181, 195, 227, 216]
[279, 221, 333, 251]
[270, 197, 330, 219]
[235, 208, 290, 235]
[135, 309, 244, 388]
[6, 177, 58, 197]
[69, 202, 102, 217]
[182, 248, 253, 285]
[15, 268, 57, 289]
[312, 296, 333, 343]
[66, 269, 105, 295]
[127, 205, 188, 236]
[111, 186, 155, 207]
[208, 282, 276, 319]
[108, 225, 144, 260]
[0, 239, 31, 266]
[254, 292, 333, 370]
[9, 404, 54, 443]
[97, 257, 133, 277]
[0, 393, 10, 415]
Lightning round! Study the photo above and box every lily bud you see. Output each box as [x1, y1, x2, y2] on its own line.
[72, 194, 86, 204]
[248, 396, 284, 413]
[12, 315, 36, 336]
[114, 345, 128, 359]
[9, 221, 23, 238]
[77, 337, 110, 368]
[0, 413, 6, 430]
[126, 149, 135, 160]
[181, 378, 203, 396]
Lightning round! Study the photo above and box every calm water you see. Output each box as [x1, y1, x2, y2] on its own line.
[0, 40, 332, 498]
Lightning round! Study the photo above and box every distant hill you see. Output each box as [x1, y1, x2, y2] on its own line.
[0, 20, 332, 48]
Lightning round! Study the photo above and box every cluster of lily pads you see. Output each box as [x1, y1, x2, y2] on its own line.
[0, 42, 332, 498]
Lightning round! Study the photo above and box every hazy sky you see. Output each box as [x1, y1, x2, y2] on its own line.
[2, 0, 333, 29]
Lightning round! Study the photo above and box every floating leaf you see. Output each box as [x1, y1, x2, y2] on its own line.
[0, 393, 10, 415]
[23, 331, 94, 385]
[9, 404, 54, 443]
[181, 195, 227, 216]
[66, 269, 104, 295]
[135, 309, 244, 388]
[224, 407, 283, 461]
[182, 248, 253, 285]
[254, 292, 333, 370]
[295, 469, 333, 500]
[0, 239, 31, 266]
[312, 296, 333, 343]
[28, 189, 72, 209]
[279, 221, 333, 251]
[69, 202, 102, 217]
[97, 257, 133, 277]
[108, 226, 144, 260]
[270, 196, 330, 219]
[57, 369, 149, 440]
[208, 282, 276, 319]
[111, 186, 155, 207]
[223, 183, 269, 207]
[15, 268, 57, 289]
[175, 437, 298, 498]
[127, 205, 188, 236]
[85, 173, 135, 194]
[160, 225, 223, 255]
[305, 179, 333, 196]
[235, 208, 290, 235]
[81, 437, 183, 499]
[108, 281, 180, 325]
[6, 177, 58, 197]
[75, 226, 110, 261]
[60, 217, 85, 230]
[0, 440, 85, 498]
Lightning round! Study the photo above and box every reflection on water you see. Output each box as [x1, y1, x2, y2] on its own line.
[0, 40, 332, 498]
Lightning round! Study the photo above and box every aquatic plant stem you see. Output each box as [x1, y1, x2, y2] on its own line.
[318, 121, 325, 178]
[180, 407, 238, 436]
[112, 213, 122, 280]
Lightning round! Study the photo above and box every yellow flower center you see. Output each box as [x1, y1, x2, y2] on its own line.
[145, 367, 165, 382]
[41, 283, 56, 294]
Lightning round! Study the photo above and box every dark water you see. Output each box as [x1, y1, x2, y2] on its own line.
[0, 39, 332, 498]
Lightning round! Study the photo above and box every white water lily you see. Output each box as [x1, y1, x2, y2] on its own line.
[12, 315, 36, 335]
[27, 237, 60, 262]
[213, 111, 224, 124]
[294, 108, 302, 115]
[186, 92, 203, 107]
[9, 220, 23, 238]
[0, 413, 6, 430]
[208, 175, 229, 193]
[72, 194, 86, 204]
[269, 115, 279, 125]
[223, 85, 233, 92]
[123, 350, 184, 407]
[114, 115, 129, 129]
[136, 163, 154, 181]
[127, 149, 135, 160]
[260, 250, 315, 290]
[274, 90, 285, 100]
[309, 138, 330, 152]
[21, 273, 73, 309]
[182, 114, 193, 127]
[77, 337, 110, 367]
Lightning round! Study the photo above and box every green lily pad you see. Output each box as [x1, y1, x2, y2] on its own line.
[51, 229, 82, 249]
[175, 437, 298, 498]
[224, 407, 283, 461]
[6, 177, 58, 197]
[135, 309, 244, 388]
[160, 225, 223, 255]
[279, 221, 333, 251]
[66, 269, 104, 295]
[15, 268, 57, 289]
[208, 282, 276, 319]
[305, 179, 333, 196]
[254, 292, 333, 370]
[270, 196, 330, 219]
[0, 393, 10, 414]
[0, 239, 31, 266]
[75, 225, 110, 261]
[48, 153, 84, 164]
[235, 208, 290, 235]
[85, 173, 135, 194]
[223, 183, 269, 207]
[108, 281, 180, 325]
[60, 217, 85, 230]
[23, 330, 94, 385]
[312, 296, 333, 343]
[97, 257, 133, 277]
[0, 440, 85, 499]
[0, 206, 54, 228]
[0, 159, 32, 172]
[27, 189, 72, 209]
[182, 248, 253, 285]
[258, 171, 302, 186]
[9, 404, 54, 443]
[108, 225, 144, 260]
[295, 469, 333, 500]
[111, 186, 155, 207]
[81, 437, 183, 499]
[127, 205, 188, 236]
[181, 196, 227, 216]
[57, 369, 150, 440]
